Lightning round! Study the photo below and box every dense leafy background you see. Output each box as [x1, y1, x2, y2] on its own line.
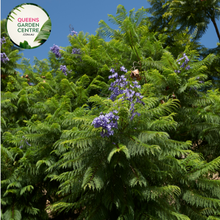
[1, 2, 220, 220]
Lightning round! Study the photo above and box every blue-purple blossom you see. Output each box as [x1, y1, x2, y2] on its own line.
[50, 44, 61, 58]
[120, 66, 127, 72]
[110, 68, 115, 73]
[26, 141, 31, 146]
[1, 37, 6, 45]
[108, 73, 128, 101]
[60, 65, 67, 75]
[131, 112, 141, 120]
[93, 67, 145, 137]
[72, 48, 81, 54]
[1, 52, 9, 63]
[70, 30, 78, 36]
[175, 53, 190, 73]
[109, 72, 118, 79]
[108, 69, 143, 102]
[92, 111, 119, 137]
[109, 86, 124, 101]
[108, 67, 144, 120]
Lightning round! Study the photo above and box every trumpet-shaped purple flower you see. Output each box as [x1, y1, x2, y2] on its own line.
[72, 48, 81, 54]
[1, 37, 6, 45]
[50, 44, 61, 58]
[175, 53, 190, 73]
[120, 66, 127, 73]
[131, 112, 141, 120]
[109, 87, 124, 101]
[60, 65, 67, 75]
[1, 52, 9, 63]
[26, 141, 31, 146]
[110, 68, 115, 73]
[92, 111, 119, 137]
[109, 74, 127, 101]
[70, 30, 78, 36]
[185, 65, 190, 70]
[108, 67, 143, 102]
[108, 72, 118, 79]
[93, 67, 145, 137]
[108, 67, 144, 119]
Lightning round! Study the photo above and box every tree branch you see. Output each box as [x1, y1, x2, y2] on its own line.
[211, 17, 220, 42]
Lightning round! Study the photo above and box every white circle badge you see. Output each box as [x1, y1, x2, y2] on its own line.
[6, 3, 51, 49]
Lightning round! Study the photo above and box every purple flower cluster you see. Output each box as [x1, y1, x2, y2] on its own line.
[72, 48, 81, 54]
[92, 66, 144, 137]
[109, 72, 126, 101]
[92, 110, 119, 137]
[120, 66, 127, 72]
[70, 30, 78, 36]
[50, 44, 61, 58]
[1, 37, 6, 45]
[1, 52, 9, 64]
[108, 67, 144, 120]
[108, 66, 131, 101]
[175, 53, 190, 73]
[60, 65, 67, 75]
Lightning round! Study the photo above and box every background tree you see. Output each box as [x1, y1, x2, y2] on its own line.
[147, 0, 220, 41]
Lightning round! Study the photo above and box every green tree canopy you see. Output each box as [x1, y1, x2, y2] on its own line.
[1, 4, 220, 220]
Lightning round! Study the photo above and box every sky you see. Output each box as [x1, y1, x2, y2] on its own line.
[1, 0, 219, 68]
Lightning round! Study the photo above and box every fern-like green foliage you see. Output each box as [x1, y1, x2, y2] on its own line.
[1, 4, 220, 220]
[1, 20, 23, 92]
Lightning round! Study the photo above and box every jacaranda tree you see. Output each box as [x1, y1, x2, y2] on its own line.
[1, 4, 220, 220]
